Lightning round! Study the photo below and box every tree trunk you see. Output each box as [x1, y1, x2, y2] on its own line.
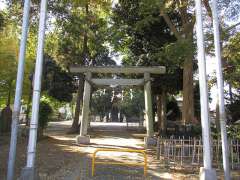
[6, 88, 11, 106]
[69, 75, 84, 133]
[182, 55, 194, 125]
[215, 99, 220, 132]
[0, 105, 12, 133]
[69, 1, 89, 133]
[160, 90, 167, 135]
[156, 90, 167, 136]
[156, 94, 162, 133]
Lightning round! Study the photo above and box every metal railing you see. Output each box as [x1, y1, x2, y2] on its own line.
[156, 136, 240, 170]
[92, 148, 148, 176]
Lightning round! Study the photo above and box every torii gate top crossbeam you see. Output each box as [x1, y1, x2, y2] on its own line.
[70, 66, 166, 74]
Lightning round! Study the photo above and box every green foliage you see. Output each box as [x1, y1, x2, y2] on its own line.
[166, 96, 181, 121]
[0, 11, 5, 31]
[226, 94, 240, 123]
[224, 32, 240, 89]
[111, 0, 176, 65]
[0, 21, 18, 106]
[120, 89, 144, 118]
[111, 0, 185, 95]
[227, 124, 240, 139]
[42, 57, 75, 102]
[91, 88, 145, 119]
[91, 89, 112, 117]
[191, 125, 202, 137]
[53, 0, 114, 67]
[39, 98, 53, 129]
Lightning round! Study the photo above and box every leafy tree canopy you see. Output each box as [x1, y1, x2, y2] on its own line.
[223, 32, 240, 89]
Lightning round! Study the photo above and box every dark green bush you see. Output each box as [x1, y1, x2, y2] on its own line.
[227, 124, 240, 139]
[39, 101, 53, 129]
[227, 98, 240, 123]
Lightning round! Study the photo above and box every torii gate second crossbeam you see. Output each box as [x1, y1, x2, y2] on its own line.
[70, 66, 166, 145]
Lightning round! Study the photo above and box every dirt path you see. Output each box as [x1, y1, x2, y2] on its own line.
[46, 122, 174, 180]
[43, 122, 200, 180]
[3, 121, 237, 179]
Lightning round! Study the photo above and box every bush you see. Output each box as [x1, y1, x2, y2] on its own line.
[39, 101, 53, 130]
[227, 124, 240, 140]
[227, 98, 240, 123]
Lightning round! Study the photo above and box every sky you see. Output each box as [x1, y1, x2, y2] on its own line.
[112, 0, 118, 8]
[0, 0, 6, 10]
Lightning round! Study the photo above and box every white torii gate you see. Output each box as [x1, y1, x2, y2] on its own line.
[70, 66, 166, 144]
[6, 0, 230, 180]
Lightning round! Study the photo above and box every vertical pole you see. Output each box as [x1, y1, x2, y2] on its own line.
[195, 0, 217, 179]
[80, 72, 92, 136]
[144, 73, 154, 137]
[21, 1, 48, 178]
[210, 1, 230, 179]
[156, 136, 160, 160]
[7, 1, 31, 180]
[160, 89, 166, 135]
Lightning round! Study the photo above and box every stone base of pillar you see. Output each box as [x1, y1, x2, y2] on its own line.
[20, 167, 39, 180]
[144, 136, 157, 148]
[199, 167, 217, 180]
[76, 135, 90, 144]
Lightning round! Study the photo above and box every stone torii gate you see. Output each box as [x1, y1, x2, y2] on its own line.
[70, 66, 166, 145]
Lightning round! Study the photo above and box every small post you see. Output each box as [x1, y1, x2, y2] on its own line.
[20, 0, 48, 179]
[92, 151, 96, 176]
[156, 136, 160, 160]
[181, 139, 183, 166]
[174, 139, 176, 163]
[216, 138, 220, 168]
[237, 140, 239, 164]
[144, 152, 148, 176]
[192, 138, 196, 164]
[159, 137, 162, 159]
[7, 1, 31, 180]
[197, 139, 200, 165]
[230, 140, 233, 170]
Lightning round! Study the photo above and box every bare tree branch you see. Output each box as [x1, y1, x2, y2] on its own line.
[225, 21, 240, 32]
[203, 0, 212, 18]
[160, 9, 182, 39]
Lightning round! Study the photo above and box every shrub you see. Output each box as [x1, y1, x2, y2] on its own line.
[39, 101, 53, 130]
[227, 124, 240, 140]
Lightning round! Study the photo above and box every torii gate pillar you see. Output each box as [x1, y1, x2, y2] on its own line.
[144, 73, 155, 147]
[76, 72, 92, 144]
[144, 73, 154, 137]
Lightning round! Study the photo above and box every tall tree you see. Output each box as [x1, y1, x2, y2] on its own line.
[0, 20, 18, 107]
[111, 0, 183, 133]
[51, 0, 113, 132]
[223, 32, 240, 90]
[156, 0, 195, 124]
